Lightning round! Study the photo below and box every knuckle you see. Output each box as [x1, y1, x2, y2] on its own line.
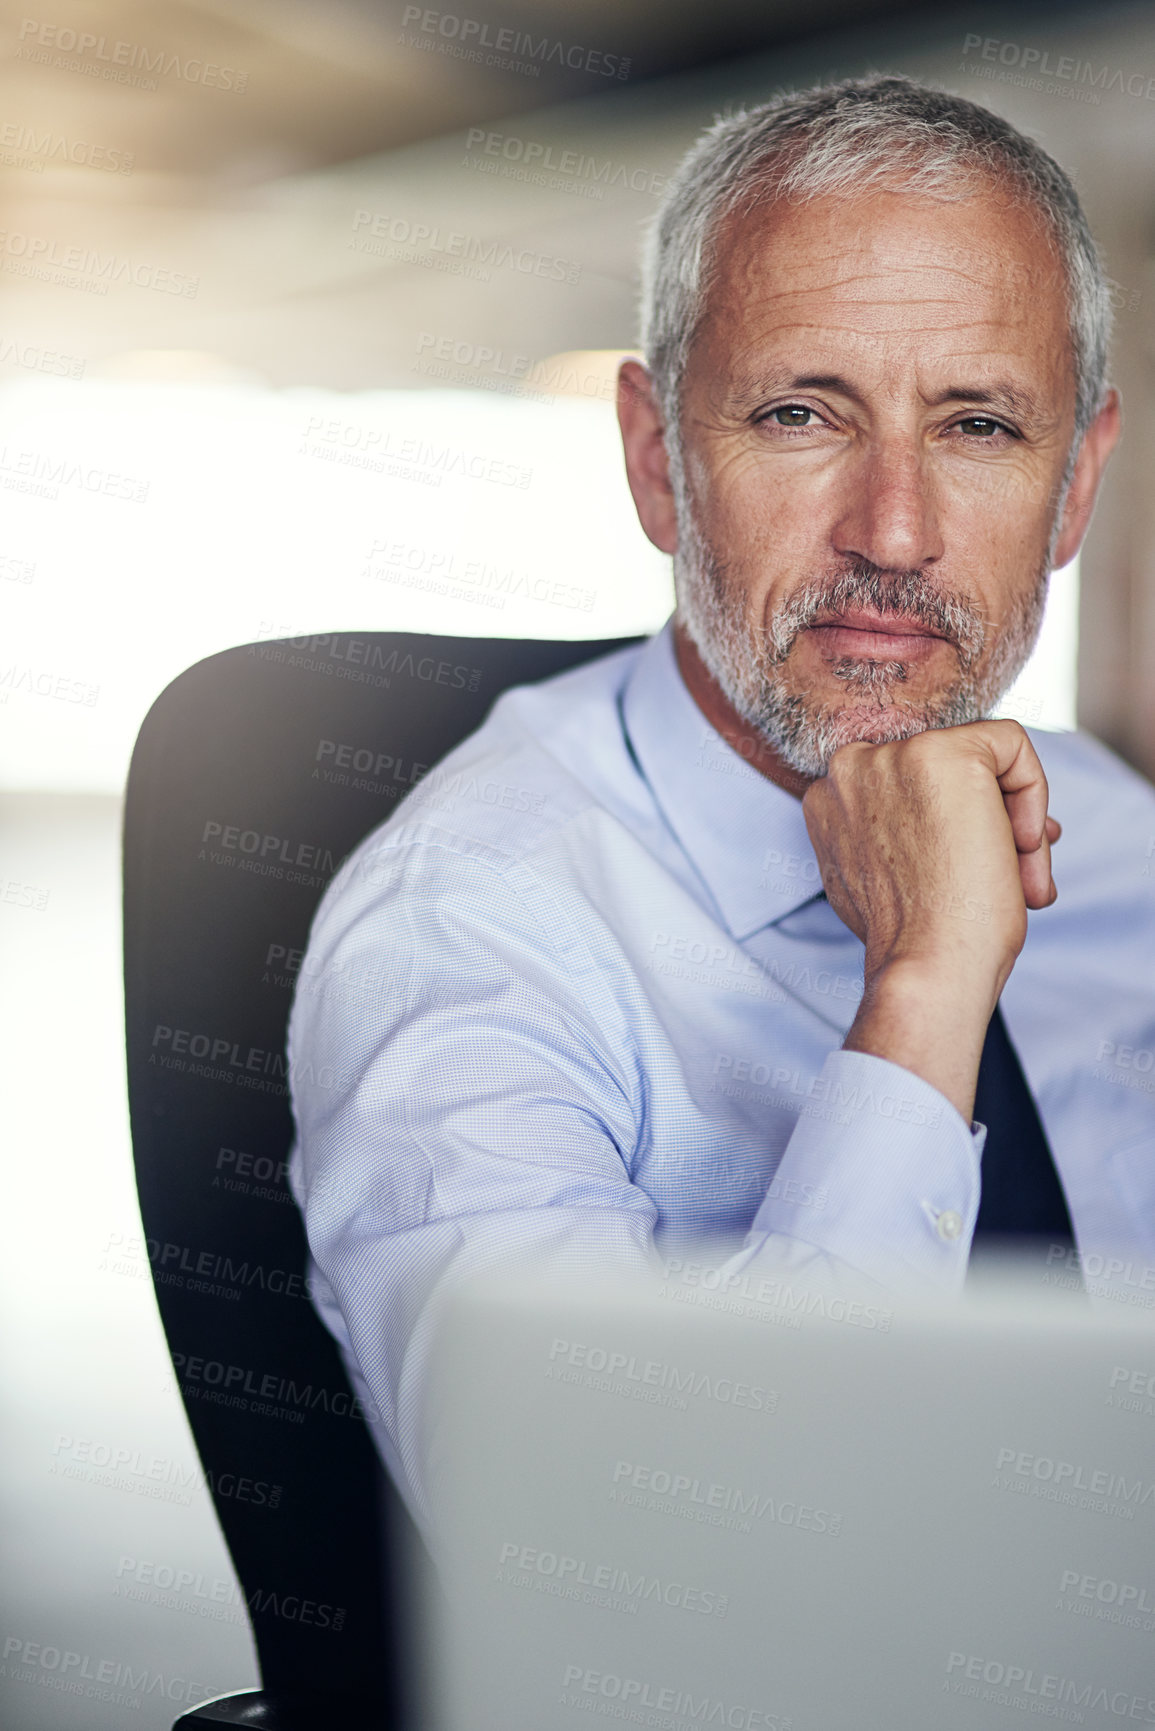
[988, 716, 1029, 753]
[896, 729, 937, 760]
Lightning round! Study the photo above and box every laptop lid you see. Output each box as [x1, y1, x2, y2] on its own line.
[417, 1259, 1155, 1731]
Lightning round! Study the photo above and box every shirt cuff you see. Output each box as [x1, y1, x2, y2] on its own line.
[749, 1048, 985, 1291]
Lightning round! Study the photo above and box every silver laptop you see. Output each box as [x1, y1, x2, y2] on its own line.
[414, 1255, 1155, 1731]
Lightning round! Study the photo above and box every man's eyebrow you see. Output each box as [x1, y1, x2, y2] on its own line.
[728, 371, 856, 407]
[926, 383, 1044, 421]
[728, 371, 1045, 422]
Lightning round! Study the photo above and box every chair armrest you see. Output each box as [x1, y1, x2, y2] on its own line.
[175, 1688, 385, 1727]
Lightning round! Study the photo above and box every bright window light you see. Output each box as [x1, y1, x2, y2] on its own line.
[0, 375, 673, 794]
[0, 374, 1076, 794]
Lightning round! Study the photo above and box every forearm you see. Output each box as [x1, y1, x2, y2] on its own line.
[842, 955, 1001, 1124]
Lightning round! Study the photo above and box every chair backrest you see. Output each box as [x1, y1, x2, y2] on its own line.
[123, 630, 639, 1719]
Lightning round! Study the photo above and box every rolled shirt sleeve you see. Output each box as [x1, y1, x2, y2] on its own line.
[745, 1047, 987, 1289]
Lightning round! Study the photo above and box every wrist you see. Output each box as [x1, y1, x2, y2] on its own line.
[845, 956, 998, 1125]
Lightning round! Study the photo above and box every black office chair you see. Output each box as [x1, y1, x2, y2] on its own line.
[123, 629, 639, 1728]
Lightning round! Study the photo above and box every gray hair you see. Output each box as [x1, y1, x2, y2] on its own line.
[641, 74, 1112, 472]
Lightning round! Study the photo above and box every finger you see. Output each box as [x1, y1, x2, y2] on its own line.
[1022, 810, 1062, 905]
[966, 720, 1055, 908]
[969, 720, 1051, 857]
[1019, 830, 1055, 909]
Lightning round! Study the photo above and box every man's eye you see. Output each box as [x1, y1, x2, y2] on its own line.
[955, 416, 1007, 438]
[768, 405, 817, 427]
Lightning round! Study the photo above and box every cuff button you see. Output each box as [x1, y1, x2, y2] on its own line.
[935, 1209, 964, 1242]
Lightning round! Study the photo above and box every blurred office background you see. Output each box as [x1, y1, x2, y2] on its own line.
[2, 0, 1152, 1723]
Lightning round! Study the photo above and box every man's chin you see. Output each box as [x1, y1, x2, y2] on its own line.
[754, 688, 982, 780]
[825, 702, 936, 749]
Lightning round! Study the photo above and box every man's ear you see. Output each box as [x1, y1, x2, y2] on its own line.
[617, 359, 679, 554]
[1049, 388, 1121, 570]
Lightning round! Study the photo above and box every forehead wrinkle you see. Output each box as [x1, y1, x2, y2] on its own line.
[714, 270, 1036, 336]
[731, 260, 999, 301]
[721, 270, 1042, 326]
[715, 217, 1057, 336]
[723, 223, 1021, 282]
[723, 306, 1026, 341]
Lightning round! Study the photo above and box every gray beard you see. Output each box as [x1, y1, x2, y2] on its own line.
[674, 501, 1051, 778]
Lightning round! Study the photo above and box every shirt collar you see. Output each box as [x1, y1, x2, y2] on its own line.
[621, 620, 825, 940]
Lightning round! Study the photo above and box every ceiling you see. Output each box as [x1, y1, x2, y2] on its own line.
[2, 0, 944, 182]
[0, 0, 1150, 393]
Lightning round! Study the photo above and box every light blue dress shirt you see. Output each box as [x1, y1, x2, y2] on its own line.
[288, 621, 1155, 1524]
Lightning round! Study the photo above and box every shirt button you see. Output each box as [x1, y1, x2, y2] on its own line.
[936, 1210, 964, 1242]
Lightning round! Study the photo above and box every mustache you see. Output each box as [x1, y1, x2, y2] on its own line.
[763, 564, 987, 667]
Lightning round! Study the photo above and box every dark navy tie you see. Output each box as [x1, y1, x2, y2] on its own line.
[969, 1002, 1076, 1265]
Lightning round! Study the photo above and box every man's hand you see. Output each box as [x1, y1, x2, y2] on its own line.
[801, 721, 1060, 1124]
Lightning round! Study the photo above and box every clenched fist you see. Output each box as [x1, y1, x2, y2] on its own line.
[802, 721, 1061, 1123]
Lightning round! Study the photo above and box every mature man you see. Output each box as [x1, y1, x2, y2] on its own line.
[288, 76, 1155, 1529]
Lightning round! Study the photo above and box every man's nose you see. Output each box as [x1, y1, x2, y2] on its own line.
[830, 439, 944, 571]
